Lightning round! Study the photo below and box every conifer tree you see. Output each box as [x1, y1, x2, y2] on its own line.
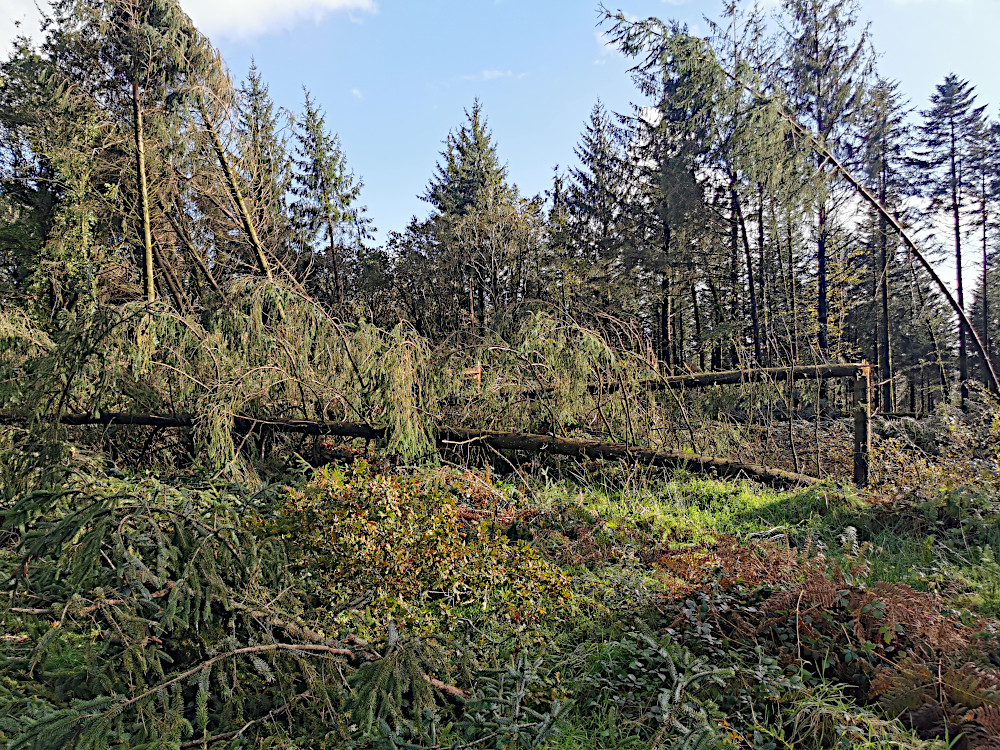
[423, 99, 512, 218]
[917, 74, 988, 403]
[238, 61, 294, 271]
[291, 90, 368, 308]
[781, 0, 871, 357]
[561, 101, 638, 315]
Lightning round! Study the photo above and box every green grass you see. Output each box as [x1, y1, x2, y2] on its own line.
[524, 471, 1000, 615]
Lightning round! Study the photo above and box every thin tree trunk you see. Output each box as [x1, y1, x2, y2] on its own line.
[817, 201, 828, 355]
[757, 185, 769, 364]
[951, 127, 968, 405]
[326, 218, 344, 307]
[734, 188, 762, 363]
[878, 207, 893, 411]
[132, 81, 155, 303]
[163, 203, 224, 296]
[199, 98, 274, 282]
[983, 186, 995, 392]
[690, 280, 705, 371]
[729, 181, 740, 366]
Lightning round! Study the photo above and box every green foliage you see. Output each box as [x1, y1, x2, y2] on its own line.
[263, 460, 571, 630]
[0, 470, 357, 749]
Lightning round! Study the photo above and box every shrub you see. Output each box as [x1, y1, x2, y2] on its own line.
[262, 460, 572, 631]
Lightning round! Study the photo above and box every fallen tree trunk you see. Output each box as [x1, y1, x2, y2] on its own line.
[437, 427, 821, 487]
[2, 411, 819, 486]
[513, 362, 869, 400]
[0, 412, 387, 441]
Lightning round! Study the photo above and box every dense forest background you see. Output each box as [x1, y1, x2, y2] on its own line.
[4, 0, 998, 410]
[3, 1, 1000, 749]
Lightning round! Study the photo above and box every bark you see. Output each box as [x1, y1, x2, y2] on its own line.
[438, 427, 820, 487]
[199, 98, 274, 282]
[0, 412, 386, 441]
[733, 188, 763, 363]
[1, 412, 820, 487]
[326, 217, 344, 307]
[132, 81, 155, 303]
[878, 202, 893, 411]
[951, 122, 968, 405]
[517, 362, 870, 400]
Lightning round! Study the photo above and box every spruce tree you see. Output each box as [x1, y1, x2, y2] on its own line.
[291, 90, 368, 308]
[916, 74, 988, 403]
[781, 0, 871, 358]
[238, 61, 294, 272]
[423, 99, 511, 218]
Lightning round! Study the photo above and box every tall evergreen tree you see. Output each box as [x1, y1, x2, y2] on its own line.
[422, 99, 511, 218]
[781, 0, 871, 357]
[917, 74, 988, 403]
[238, 62, 293, 270]
[291, 90, 368, 308]
[560, 101, 640, 316]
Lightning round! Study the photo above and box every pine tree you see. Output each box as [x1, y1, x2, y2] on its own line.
[238, 61, 294, 272]
[917, 74, 988, 403]
[291, 90, 369, 308]
[423, 99, 512, 218]
[781, 0, 872, 358]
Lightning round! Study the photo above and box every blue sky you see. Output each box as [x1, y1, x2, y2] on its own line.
[3, 0, 999, 245]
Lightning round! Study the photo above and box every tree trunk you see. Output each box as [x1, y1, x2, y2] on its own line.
[326, 217, 344, 307]
[200, 99, 274, 283]
[951, 126, 968, 405]
[734, 187, 762, 363]
[132, 81, 155, 304]
[878, 205, 893, 411]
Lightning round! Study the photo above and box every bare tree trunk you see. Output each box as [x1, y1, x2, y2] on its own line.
[878, 208, 893, 411]
[982, 186, 995, 392]
[199, 99, 274, 283]
[326, 218, 344, 307]
[734, 188, 762, 363]
[951, 136, 968, 405]
[132, 81, 155, 303]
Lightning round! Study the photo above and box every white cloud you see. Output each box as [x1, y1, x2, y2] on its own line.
[179, 0, 376, 40]
[350, 87, 363, 100]
[464, 69, 514, 82]
[1, 0, 377, 55]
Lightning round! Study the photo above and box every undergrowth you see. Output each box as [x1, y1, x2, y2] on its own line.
[3, 399, 1000, 748]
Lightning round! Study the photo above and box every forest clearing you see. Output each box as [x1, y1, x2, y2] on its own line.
[2, 0, 1000, 748]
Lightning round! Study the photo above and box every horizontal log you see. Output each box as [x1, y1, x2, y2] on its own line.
[513, 362, 871, 400]
[0, 412, 386, 441]
[1, 412, 819, 486]
[643, 363, 870, 391]
[437, 427, 821, 488]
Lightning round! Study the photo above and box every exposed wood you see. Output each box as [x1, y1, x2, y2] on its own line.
[438, 427, 821, 488]
[132, 80, 155, 303]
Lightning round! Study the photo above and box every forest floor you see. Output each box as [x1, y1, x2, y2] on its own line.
[257, 450, 1000, 749]
[4, 424, 1000, 749]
